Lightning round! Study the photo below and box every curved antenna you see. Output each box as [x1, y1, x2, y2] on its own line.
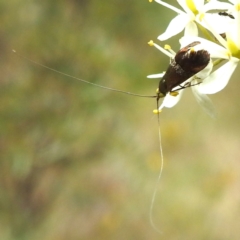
[149, 101, 164, 234]
[12, 50, 156, 99]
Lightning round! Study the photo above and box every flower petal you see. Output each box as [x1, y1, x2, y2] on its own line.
[202, 13, 235, 34]
[155, 0, 185, 14]
[184, 21, 198, 36]
[227, 14, 240, 50]
[158, 14, 190, 41]
[147, 73, 165, 79]
[198, 58, 239, 94]
[191, 84, 216, 118]
[201, 17, 228, 48]
[159, 90, 183, 109]
[177, 0, 195, 15]
[193, 0, 205, 11]
[203, 0, 233, 12]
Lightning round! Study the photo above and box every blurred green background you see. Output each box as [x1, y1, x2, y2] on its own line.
[1, 0, 240, 239]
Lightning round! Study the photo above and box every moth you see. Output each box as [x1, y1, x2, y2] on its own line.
[156, 41, 210, 105]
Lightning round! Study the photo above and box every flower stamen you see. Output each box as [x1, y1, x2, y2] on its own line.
[164, 44, 171, 50]
[170, 91, 179, 97]
[148, 40, 154, 46]
[148, 41, 173, 58]
[189, 47, 195, 53]
[199, 13, 205, 22]
[165, 44, 176, 55]
[153, 109, 162, 114]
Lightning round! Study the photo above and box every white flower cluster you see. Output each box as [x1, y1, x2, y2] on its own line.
[148, 0, 240, 115]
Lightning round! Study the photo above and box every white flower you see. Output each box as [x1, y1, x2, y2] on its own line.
[152, 0, 232, 40]
[190, 4, 240, 94]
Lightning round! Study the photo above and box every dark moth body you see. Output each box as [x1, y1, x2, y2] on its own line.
[158, 41, 210, 97]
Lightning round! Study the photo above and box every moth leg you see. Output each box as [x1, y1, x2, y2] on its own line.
[170, 81, 202, 93]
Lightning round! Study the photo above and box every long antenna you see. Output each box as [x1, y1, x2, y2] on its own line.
[12, 50, 156, 99]
[149, 100, 164, 234]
